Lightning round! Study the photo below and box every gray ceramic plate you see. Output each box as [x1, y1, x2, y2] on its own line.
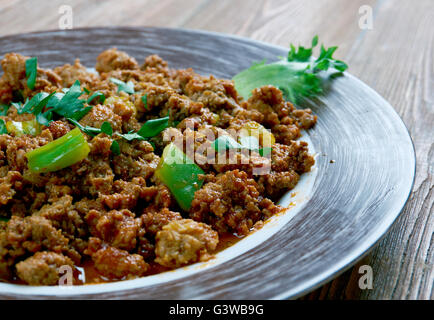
[0, 27, 415, 299]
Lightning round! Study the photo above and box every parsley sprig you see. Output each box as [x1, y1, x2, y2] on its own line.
[67, 115, 170, 155]
[233, 35, 348, 104]
[11, 81, 104, 126]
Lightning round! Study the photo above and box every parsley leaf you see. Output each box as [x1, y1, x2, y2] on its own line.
[67, 118, 103, 137]
[100, 121, 113, 136]
[0, 119, 7, 134]
[87, 91, 106, 104]
[25, 57, 38, 90]
[0, 104, 9, 116]
[136, 116, 169, 138]
[141, 94, 148, 110]
[110, 78, 135, 94]
[233, 35, 348, 104]
[110, 140, 120, 155]
[52, 80, 87, 118]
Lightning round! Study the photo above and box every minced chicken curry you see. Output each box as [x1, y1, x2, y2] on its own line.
[0, 48, 316, 285]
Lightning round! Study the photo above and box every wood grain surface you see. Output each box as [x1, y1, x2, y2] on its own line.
[0, 0, 432, 300]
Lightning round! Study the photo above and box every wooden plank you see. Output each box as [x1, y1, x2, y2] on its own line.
[0, 0, 205, 36]
[301, 0, 434, 300]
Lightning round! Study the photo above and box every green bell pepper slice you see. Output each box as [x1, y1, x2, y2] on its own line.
[26, 127, 90, 173]
[155, 143, 204, 211]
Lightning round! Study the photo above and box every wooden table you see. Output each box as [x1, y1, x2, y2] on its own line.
[0, 0, 432, 300]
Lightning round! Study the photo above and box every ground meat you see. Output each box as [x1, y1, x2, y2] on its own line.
[47, 120, 71, 139]
[54, 59, 99, 87]
[79, 104, 123, 133]
[85, 209, 140, 251]
[99, 177, 148, 211]
[184, 75, 239, 113]
[155, 219, 218, 268]
[16, 251, 74, 285]
[270, 142, 315, 174]
[95, 48, 138, 74]
[237, 85, 317, 144]
[141, 207, 182, 237]
[0, 171, 23, 205]
[190, 170, 281, 235]
[0, 49, 316, 285]
[86, 237, 149, 279]
[112, 140, 159, 181]
[0, 215, 80, 268]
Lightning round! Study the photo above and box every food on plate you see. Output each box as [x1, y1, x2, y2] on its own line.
[0, 37, 345, 285]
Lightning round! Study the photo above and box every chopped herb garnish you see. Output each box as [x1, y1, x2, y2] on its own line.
[141, 94, 148, 110]
[136, 116, 169, 138]
[0, 104, 9, 116]
[110, 140, 120, 155]
[110, 78, 135, 94]
[25, 57, 38, 90]
[100, 121, 113, 136]
[0, 119, 7, 134]
[11, 81, 90, 126]
[233, 35, 348, 104]
[67, 118, 103, 137]
[87, 91, 106, 104]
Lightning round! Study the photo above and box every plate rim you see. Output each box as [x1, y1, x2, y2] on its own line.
[0, 26, 416, 299]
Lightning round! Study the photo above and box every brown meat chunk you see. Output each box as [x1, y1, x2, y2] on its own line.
[96, 48, 138, 73]
[0, 171, 23, 205]
[100, 177, 147, 210]
[85, 209, 139, 251]
[155, 219, 218, 268]
[112, 140, 159, 180]
[184, 75, 239, 112]
[79, 104, 123, 132]
[1, 216, 80, 264]
[141, 207, 182, 237]
[271, 142, 315, 174]
[54, 59, 99, 87]
[190, 170, 280, 235]
[86, 237, 148, 279]
[16, 251, 74, 286]
[237, 86, 317, 144]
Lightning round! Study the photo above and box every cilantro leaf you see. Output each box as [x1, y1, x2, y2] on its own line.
[0, 119, 7, 134]
[66, 118, 102, 137]
[25, 57, 38, 90]
[87, 91, 106, 104]
[141, 94, 148, 110]
[53, 80, 86, 118]
[110, 140, 120, 155]
[0, 104, 9, 116]
[233, 36, 348, 104]
[100, 121, 113, 136]
[110, 78, 135, 94]
[136, 116, 169, 138]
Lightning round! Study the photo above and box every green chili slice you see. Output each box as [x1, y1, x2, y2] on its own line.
[26, 127, 90, 173]
[155, 143, 204, 211]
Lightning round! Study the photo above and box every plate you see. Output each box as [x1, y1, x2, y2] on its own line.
[0, 27, 415, 299]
